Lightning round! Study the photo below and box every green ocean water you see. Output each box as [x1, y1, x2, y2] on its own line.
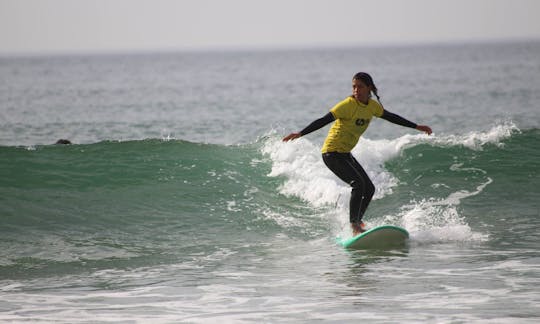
[1, 126, 539, 321]
[1, 41, 540, 322]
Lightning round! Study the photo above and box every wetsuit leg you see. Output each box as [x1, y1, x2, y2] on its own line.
[322, 152, 375, 223]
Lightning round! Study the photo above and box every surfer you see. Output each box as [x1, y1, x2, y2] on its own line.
[55, 139, 72, 145]
[283, 72, 432, 236]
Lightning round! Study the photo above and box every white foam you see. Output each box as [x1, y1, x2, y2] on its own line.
[399, 198, 488, 244]
[262, 135, 407, 209]
[433, 120, 519, 150]
[263, 122, 516, 242]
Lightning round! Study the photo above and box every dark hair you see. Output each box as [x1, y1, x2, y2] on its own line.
[353, 72, 380, 101]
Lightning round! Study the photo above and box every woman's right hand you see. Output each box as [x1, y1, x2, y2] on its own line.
[282, 132, 302, 142]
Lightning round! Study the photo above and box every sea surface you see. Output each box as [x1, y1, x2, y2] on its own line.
[1, 41, 539, 323]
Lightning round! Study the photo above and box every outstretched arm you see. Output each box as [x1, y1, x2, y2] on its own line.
[381, 110, 432, 135]
[283, 112, 335, 142]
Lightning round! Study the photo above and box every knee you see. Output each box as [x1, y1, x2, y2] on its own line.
[366, 182, 375, 197]
[350, 180, 375, 196]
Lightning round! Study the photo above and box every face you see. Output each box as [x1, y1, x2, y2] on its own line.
[352, 79, 371, 104]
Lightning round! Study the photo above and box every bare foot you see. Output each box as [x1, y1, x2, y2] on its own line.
[352, 222, 366, 236]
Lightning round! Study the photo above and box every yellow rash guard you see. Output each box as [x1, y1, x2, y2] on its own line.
[321, 97, 384, 153]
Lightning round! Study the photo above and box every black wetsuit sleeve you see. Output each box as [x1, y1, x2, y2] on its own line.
[380, 110, 417, 129]
[300, 112, 335, 136]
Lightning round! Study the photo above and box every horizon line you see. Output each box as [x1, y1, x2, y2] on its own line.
[1, 36, 539, 58]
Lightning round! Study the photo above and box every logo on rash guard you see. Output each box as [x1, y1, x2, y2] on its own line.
[355, 118, 369, 126]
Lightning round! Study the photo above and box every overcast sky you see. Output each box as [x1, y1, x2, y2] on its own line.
[1, 0, 540, 54]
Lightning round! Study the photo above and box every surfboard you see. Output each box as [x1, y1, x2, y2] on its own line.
[338, 225, 409, 249]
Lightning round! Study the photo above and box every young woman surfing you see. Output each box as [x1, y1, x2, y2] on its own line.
[283, 72, 432, 236]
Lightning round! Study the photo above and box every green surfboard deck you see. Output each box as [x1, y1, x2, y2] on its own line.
[338, 225, 409, 249]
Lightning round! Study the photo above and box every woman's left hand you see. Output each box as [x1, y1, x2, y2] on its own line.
[416, 125, 432, 135]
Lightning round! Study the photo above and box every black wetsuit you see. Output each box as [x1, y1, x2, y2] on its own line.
[300, 109, 417, 223]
